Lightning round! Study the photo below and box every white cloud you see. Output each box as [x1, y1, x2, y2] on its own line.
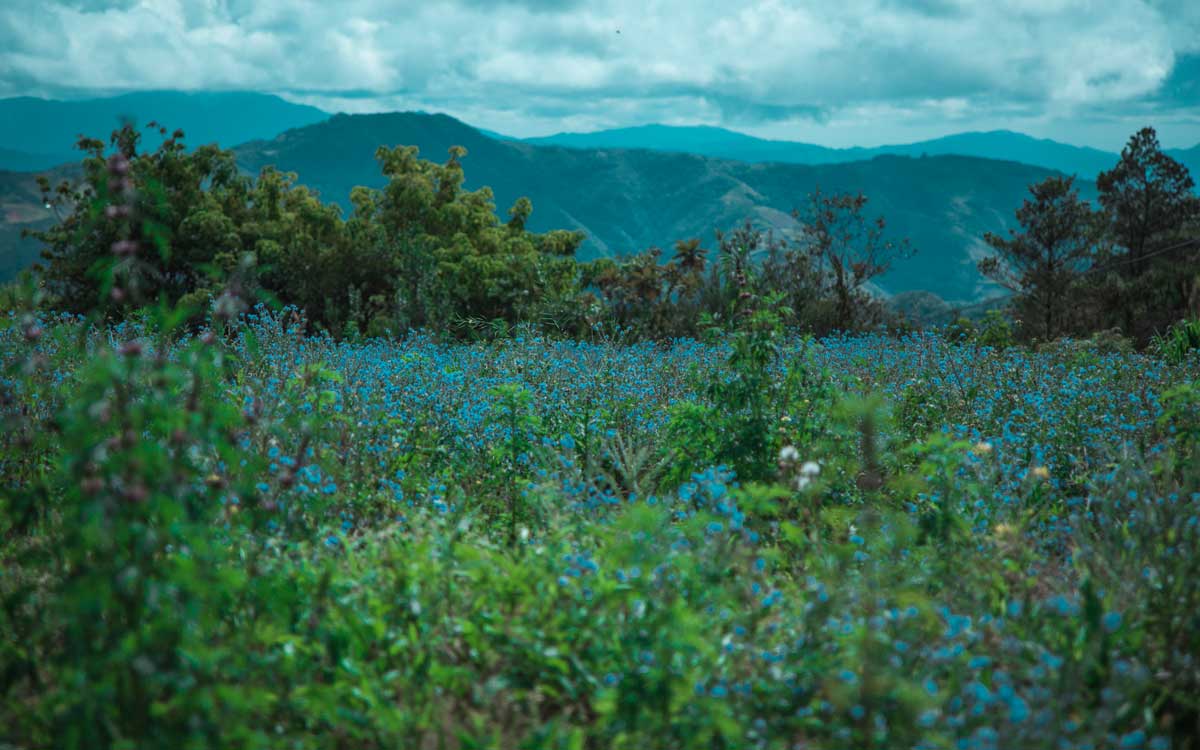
[0, 0, 1197, 148]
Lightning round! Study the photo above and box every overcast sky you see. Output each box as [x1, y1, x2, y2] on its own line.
[1, 0, 1198, 149]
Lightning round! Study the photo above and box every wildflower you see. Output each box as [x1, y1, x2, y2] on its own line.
[1102, 611, 1123, 632]
[1031, 466, 1050, 480]
[796, 460, 821, 490]
[779, 444, 800, 463]
[972, 441, 993, 456]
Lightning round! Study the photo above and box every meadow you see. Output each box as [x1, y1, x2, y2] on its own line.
[3, 304, 1198, 749]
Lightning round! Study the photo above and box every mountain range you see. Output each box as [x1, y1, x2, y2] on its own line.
[4, 91, 1198, 305]
[0, 91, 328, 172]
[519, 124, 1200, 182]
[232, 112, 1082, 301]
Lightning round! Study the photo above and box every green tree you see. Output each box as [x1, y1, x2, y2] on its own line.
[352, 144, 587, 334]
[1091, 127, 1200, 341]
[793, 188, 914, 331]
[33, 123, 250, 316]
[978, 176, 1100, 340]
[1097, 127, 1199, 277]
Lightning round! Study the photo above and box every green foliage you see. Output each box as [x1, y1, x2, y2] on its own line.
[1153, 318, 1200, 365]
[947, 309, 1016, 348]
[977, 176, 1100, 341]
[33, 125, 588, 338]
[7, 119, 1200, 750]
[3, 304, 1198, 748]
[793, 188, 914, 331]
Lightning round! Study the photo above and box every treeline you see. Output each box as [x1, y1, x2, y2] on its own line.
[15, 122, 909, 341]
[14, 122, 1200, 345]
[977, 127, 1200, 345]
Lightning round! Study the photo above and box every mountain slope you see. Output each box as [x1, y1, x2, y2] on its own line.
[0, 91, 330, 171]
[233, 112, 1086, 301]
[0, 148, 73, 173]
[526, 125, 1175, 179]
[1167, 144, 1200, 183]
[0, 164, 80, 281]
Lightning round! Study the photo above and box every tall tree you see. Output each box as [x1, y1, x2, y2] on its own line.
[1090, 127, 1200, 341]
[978, 176, 1099, 340]
[1096, 127, 1199, 277]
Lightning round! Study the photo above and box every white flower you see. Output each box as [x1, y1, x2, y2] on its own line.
[795, 460, 821, 490]
[779, 445, 800, 463]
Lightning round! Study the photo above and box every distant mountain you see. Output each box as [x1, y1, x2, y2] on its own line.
[0, 164, 79, 281]
[525, 124, 836, 164]
[230, 112, 1086, 302]
[0, 148, 74, 173]
[1167, 144, 1200, 184]
[0, 91, 330, 171]
[476, 127, 517, 141]
[525, 125, 1197, 180]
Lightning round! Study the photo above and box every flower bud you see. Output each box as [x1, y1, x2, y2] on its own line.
[106, 153, 129, 177]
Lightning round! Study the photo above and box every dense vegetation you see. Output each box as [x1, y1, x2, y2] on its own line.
[16, 121, 1199, 344]
[2, 121, 1199, 748]
[4, 297, 1199, 748]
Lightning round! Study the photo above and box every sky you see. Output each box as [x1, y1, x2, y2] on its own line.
[1, 0, 1198, 150]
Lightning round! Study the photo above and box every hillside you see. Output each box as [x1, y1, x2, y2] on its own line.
[0, 164, 80, 281]
[1, 111, 1103, 301]
[234, 112, 1089, 301]
[0, 91, 330, 171]
[1171, 144, 1200, 181]
[526, 125, 1199, 181]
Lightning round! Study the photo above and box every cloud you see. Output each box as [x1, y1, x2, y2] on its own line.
[0, 0, 1196, 147]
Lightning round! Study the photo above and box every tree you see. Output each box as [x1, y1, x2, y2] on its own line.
[354, 144, 587, 333]
[1091, 127, 1200, 341]
[671, 238, 707, 276]
[1097, 127, 1199, 277]
[793, 188, 914, 330]
[33, 123, 252, 316]
[978, 176, 1099, 340]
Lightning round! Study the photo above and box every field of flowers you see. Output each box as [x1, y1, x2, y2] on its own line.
[2, 307, 1199, 749]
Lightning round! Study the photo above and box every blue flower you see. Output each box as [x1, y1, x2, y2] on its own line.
[1008, 696, 1030, 723]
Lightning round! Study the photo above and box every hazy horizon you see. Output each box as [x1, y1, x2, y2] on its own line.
[4, 88, 1197, 155]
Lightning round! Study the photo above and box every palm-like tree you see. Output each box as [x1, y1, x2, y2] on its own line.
[672, 237, 707, 274]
